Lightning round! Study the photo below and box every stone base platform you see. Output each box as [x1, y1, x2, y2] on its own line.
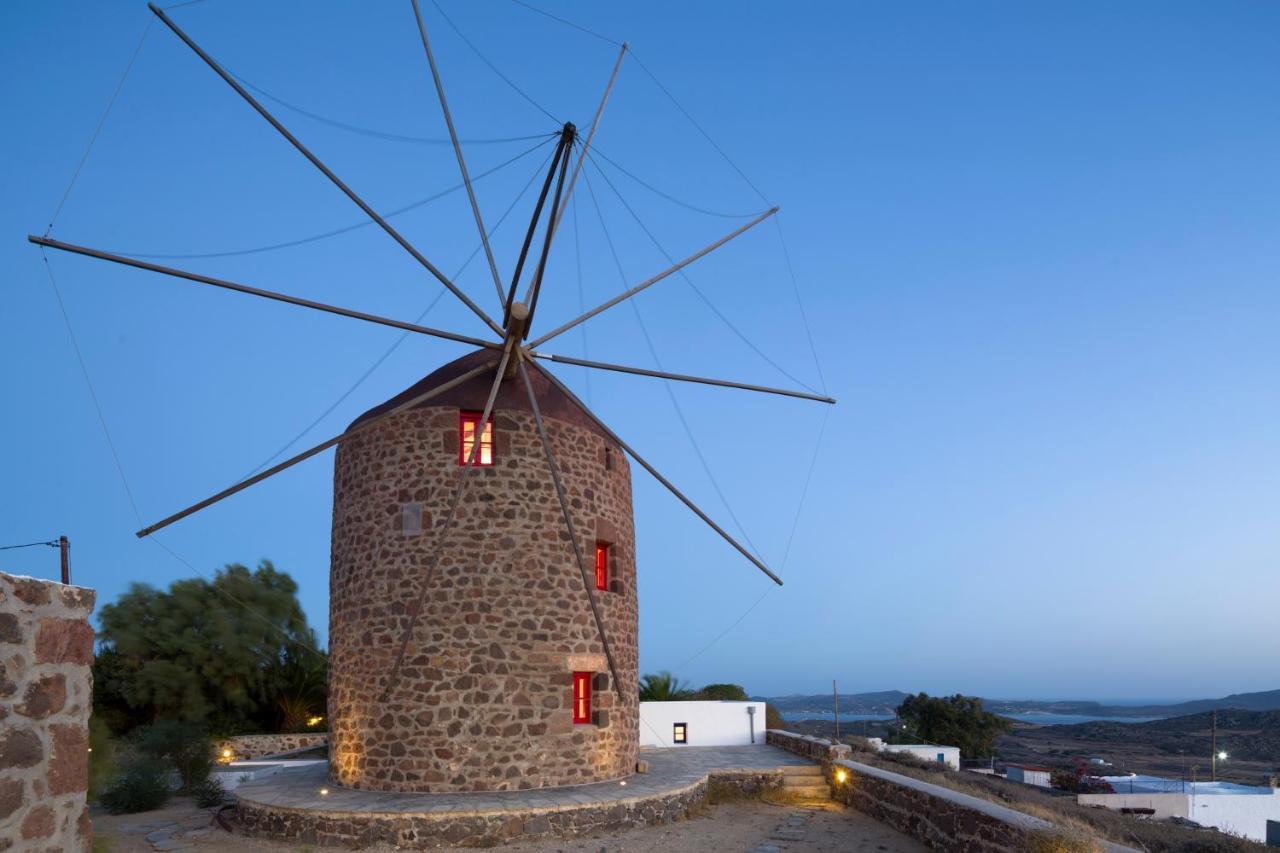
[232, 745, 815, 847]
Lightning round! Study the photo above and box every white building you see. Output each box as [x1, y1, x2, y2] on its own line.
[1005, 763, 1053, 788]
[638, 701, 766, 747]
[1078, 776, 1280, 843]
[879, 743, 961, 770]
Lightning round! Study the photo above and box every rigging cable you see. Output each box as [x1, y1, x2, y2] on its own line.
[108, 134, 554, 260]
[39, 250, 326, 662]
[428, 0, 561, 124]
[581, 167, 761, 557]
[586, 153, 821, 395]
[571, 191, 592, 407]
[589, 145, 765, 220]
[45, 18, 154, 236]
[237, 143, 558, 481]
[0, 541, 60, 551]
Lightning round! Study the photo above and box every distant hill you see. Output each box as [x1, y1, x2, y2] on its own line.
[760, 688, 1280, 719]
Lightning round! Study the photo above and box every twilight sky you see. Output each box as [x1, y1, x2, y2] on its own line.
[2, 1, 1278, 701]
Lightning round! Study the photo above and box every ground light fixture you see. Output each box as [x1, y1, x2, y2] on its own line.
[835, 769, 848, 785]
[1218, 751, 1229, 761]
[319, 788, 330, 796]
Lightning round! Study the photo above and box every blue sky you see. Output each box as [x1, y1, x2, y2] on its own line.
[2, 1, 1277, 701]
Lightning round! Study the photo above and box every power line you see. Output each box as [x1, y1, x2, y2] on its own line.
[0, 541, 59, 552]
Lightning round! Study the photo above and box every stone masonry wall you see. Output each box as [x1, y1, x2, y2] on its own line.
[0, 572, 95, 853]
[329, 360, 639, 793]
[215, 733, 328, 761]
[767, 730, 1137, 853]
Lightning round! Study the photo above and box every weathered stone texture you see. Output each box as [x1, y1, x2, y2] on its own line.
[214, 733, 328, 760]
[0, 572, 95, 853]
[328, 354, 639, 793]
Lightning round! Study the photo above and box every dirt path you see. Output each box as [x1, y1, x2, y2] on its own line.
[94, 796, 926, 852]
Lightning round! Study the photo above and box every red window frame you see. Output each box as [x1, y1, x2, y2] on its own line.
[458, 411, 494, 467]
[594, 542, 610, 591]
[572, 671, 592, 724]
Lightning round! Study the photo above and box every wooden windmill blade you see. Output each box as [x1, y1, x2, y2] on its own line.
[26, 236, 499, 351]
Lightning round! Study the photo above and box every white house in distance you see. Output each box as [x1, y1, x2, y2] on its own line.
[1005, 763, 1053, 788]
[639, 701, 765, 747]
[1078, 776, 1280, 843]
[866, 738, 961, 770]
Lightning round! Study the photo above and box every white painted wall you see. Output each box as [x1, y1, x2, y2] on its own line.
[881, 744, 961, 770]
[1006, 766, 1052, 788]
[1077, 789, 1280, 843]
[638, 701, 765, 747]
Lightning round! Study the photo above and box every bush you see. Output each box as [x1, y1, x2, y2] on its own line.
[99, 757, 172, 814]
[193, 776, 232, 809]
[765, 703, 785, 730]
[134, 721, 213, 793]
[88, 716, 116, 799]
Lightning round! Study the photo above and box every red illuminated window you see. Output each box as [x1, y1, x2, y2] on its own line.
[459, 411, 493, 467]
[594, 542, 610, 591]
[572, 671, 592, 724]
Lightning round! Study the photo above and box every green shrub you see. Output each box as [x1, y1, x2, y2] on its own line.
[99, 757, 172, 814]
[765, 703, 785, 730]
[134, 720, 213, 793]
[193, 776, 232, 808]
[88, 716, 116, 799]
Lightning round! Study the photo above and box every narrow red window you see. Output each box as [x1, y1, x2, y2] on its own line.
[594, 542, 610, 591]
[572, 671, 592, 724]
[459, 411, 494, 467]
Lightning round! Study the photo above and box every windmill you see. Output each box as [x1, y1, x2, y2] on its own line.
[30, 2, 834, 792]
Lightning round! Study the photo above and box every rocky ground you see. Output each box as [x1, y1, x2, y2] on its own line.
[93, 796, 927, 853]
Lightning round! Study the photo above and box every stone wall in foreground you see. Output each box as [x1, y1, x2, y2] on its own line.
[215, 733, 328, 761]
[0, 571, 95, 853]
[767, 730, 1137, 853]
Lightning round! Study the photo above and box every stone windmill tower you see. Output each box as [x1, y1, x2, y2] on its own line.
[30, 1, 834, 794]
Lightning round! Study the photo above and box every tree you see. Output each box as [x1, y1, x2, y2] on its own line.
[892, 693, 1012, 758]
[696, 683, 749, 700]
[639, 671, 694, 701]
[94, 561, 326, 735]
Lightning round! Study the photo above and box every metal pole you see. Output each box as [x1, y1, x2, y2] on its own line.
[59, 536, 69, 585]
[135, 360, 498, 538]
[146, 3, 504, 337]
[516, 358, 623, 698]
[833, 679, 841, 741]
[28, 236, 499, 351]
[1211, 710, 1217, 781]
[536, 363, 783, 586]
[409, 0, 505, 306]
[550, 43, 627, 240]
[504, 133, 570, 324]
[527, 206, 779, 349]
[522, 125, 574, 333]
[380, 345, 514, 701]
[531, 351, 836, 404]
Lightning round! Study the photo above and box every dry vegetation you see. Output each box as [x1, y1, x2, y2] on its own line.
[836, 737, 1265, 852]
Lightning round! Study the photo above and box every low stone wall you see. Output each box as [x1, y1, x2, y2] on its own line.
[766, 730, 1137, 853]
[233, 769, 782, 847]
[215, 733, 328, 760]
[0, 571, 96, 852]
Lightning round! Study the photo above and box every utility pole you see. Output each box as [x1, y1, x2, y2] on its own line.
[1211, 711, 1218, 781]
[59, 536, 70, 585]
[832, 680, 841, 742]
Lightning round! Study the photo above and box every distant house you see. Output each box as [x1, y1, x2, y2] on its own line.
[1079, 776, 1280, 843]
[1006, 763, 1053, 788]
[881, 743, 961, 770]
[638, 701, 765, 748]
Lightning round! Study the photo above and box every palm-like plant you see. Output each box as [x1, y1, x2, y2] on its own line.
[639, 671, 693, 701]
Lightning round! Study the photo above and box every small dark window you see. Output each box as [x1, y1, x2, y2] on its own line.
[673, 722, 687, 744]
[572, 671, 592, 725]
[594, 542, 610, 591]
[604, 446, 614, 471]
[459, 411, 494, 467]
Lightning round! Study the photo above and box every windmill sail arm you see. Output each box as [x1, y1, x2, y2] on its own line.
[409, 0, 505, 306]
[29, 236, 499, 351]
[535, 362, 784, 586]
[529, 351, 835, 404]
[147, 2, 504, 338]
[526, 205, 779, 349]
[516, 358, 625, 697]
[134, 359, 500, 539]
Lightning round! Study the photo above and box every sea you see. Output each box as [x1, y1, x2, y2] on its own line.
[781, 711, 1165, 725]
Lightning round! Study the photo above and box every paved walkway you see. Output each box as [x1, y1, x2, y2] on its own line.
[236, 745, 814, 815]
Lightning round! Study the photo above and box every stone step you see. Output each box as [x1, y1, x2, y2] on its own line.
[779, 784, 830, 799]
[780, 764, 824, 777]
